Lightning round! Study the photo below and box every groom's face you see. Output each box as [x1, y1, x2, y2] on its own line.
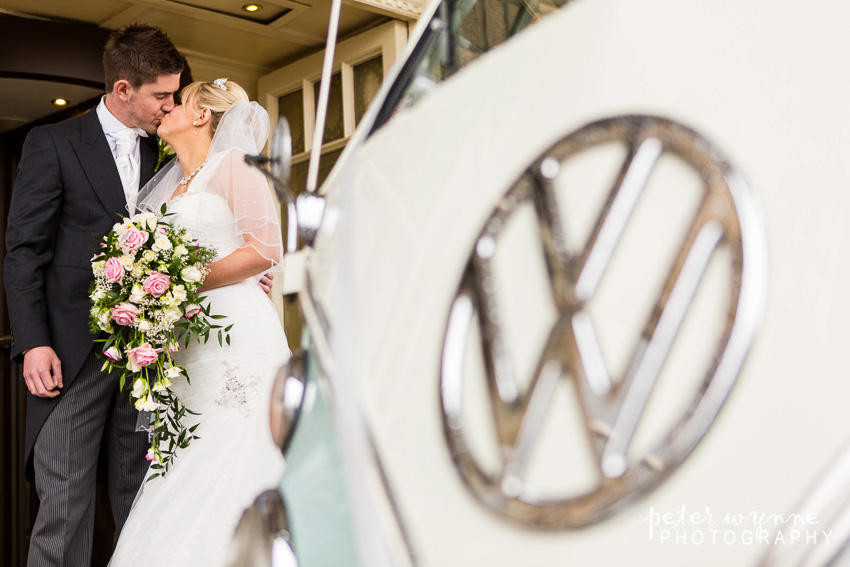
[125, 73, 181, 134]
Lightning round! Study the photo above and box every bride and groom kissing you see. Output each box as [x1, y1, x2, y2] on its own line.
[5, 22, 290, 566]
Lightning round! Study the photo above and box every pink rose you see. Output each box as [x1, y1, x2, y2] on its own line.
[117, 226, 149, 254]
[111, 302, 139, 326]
[184, 304, 202, 319]
[104, 257, 125, 284]
[126, 343, 162, 371]
[104, 346, 121, 361]
[143, 272, 171, 298]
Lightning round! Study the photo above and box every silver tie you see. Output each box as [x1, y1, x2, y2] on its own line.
[113, 128, 140, 212]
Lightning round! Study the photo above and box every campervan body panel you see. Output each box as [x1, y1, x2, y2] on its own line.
[288, 0, 850, 565]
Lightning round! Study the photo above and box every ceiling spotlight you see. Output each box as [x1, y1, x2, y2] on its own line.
[242, 3, 262, 12]
[52, 98, 68, 106]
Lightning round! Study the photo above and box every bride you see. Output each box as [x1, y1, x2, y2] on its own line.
[109, 79, 290, 566]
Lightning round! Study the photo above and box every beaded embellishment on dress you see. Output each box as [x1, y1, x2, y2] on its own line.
[214, 362, 259, 416]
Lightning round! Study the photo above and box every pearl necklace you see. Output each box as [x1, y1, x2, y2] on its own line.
[179, 160, 207, 186]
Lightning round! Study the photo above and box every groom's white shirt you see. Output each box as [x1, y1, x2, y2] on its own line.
[96, 97, 148, 211]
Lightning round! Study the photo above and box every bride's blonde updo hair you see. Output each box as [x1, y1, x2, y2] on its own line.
[180, 79, 249, 134]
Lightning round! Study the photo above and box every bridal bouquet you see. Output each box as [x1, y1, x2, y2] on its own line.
[89, 208, 230, 479]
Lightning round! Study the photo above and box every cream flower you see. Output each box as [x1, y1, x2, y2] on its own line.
[181, 266, 203, 283]
[96, 309, 112, 332]
[152, 235, 172, 252]
[171, 284, 187, 303]
[132, 378, 147, 399]
[136, 211, 158, 231]
[137, 320, 152, 333]
[119, 255, 135, 269]
[129, 283, 146, 304]
[92, 260, 106, 276]
[113, 218, 132, 234]
[143, 249, 157, 262]
[174, 244, 188, 257]
[135, 394, 160, 412]
[152, 375, 173, 392]
[163, 306, 182, 324]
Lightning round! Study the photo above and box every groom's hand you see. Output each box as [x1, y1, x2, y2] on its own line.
[23, 346, 63, 398]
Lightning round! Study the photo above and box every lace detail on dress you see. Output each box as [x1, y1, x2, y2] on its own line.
[214, 362, 259, 416]
[165, 190, 195, 209]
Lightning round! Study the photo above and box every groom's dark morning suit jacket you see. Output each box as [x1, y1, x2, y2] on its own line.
[4, 107, 158, 478]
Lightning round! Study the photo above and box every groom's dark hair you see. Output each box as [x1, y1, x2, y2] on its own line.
[103, 23, 184, 92]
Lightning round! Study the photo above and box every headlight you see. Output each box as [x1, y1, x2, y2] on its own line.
[269, 350, 306, 455]
[227, 489, 297, 567]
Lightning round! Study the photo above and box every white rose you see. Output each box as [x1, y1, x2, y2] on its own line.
[92, 260, 106, 276]
[173, 244, 188, 257]
[164, 367, 181, 380]
[120, 255, 135, 269]
[163, 306, 182, 324]
[137, 320, 152, 333]
[181, 266, 203, 283]
[143, 249, 157, 262]
[89, 289, 106, 302]
[152, 235, 172, 252]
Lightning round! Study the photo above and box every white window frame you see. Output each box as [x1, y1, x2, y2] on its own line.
[258, 19, 409, 165]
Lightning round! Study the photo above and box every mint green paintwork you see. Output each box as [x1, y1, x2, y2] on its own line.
[279, 346, 359, 566]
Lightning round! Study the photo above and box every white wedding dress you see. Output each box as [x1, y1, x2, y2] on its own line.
[109, 147, 290, 566]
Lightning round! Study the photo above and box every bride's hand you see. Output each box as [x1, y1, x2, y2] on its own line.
[202, 239, 276, 291]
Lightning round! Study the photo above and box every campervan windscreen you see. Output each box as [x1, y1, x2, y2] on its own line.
[372, 0, 571, 132]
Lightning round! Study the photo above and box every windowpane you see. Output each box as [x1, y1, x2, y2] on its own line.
[277, 89, 305, 154]
[288, 148, 344, 196]
[353, 55, 384, 126]
[372, 0, 569, 132]
[313, 72, 344, 143]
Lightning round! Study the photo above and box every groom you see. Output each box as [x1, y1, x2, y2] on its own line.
[4, 24, 184, 566]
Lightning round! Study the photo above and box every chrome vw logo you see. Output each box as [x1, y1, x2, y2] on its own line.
[440, 115, 767, 528]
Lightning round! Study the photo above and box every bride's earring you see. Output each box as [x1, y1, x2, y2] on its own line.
[193, 120, 198, 126]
